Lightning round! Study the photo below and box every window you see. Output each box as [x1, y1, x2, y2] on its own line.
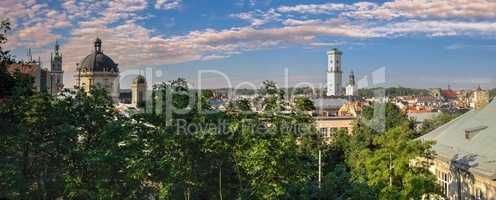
[437, 170, 451, 197]
[320, 128, 328, 138]
[475, 188, 484, 200]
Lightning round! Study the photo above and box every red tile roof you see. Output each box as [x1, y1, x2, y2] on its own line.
[7, 63, 39, 76]
[441, 89, 457, 98]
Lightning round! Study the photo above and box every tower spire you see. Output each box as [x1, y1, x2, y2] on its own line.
[55, 40, 60, 55]
[348, 70, 355, 86]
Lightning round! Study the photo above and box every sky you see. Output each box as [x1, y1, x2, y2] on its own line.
[2, 0, 496, 89]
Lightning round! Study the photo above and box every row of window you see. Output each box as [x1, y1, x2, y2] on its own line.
[319, 127, 348, 137]
[436, 169, 486, 200]
[81, 79, 114, 90]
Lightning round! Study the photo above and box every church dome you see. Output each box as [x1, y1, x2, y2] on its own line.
[79, 38, 119, 73]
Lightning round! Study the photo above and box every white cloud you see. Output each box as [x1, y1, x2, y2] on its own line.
[372, 20, 496, 37]
[309, 41, 346, 47]
[231, 9, 281, 27]
[201, 54, 230, 61]
[276, 3, 353, 14]
[282, 19, 321, 26]
[155, 0, 181, 10]
[274, 0, 496, 20]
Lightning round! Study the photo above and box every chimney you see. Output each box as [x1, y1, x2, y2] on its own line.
[465, 126, 487, 139]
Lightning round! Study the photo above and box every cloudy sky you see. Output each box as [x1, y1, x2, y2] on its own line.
[2, 0, 496, 89]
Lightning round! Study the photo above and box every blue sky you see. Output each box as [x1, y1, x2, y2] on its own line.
[2, 0, 496, 89]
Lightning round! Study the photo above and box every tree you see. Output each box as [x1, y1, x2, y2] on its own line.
[294, 96, 315, 112]
[228, 98, 252, 112]
[320, 164, 374, 200]
[0, 19, 15, 99]
[341, 103, 440, 199]
[418, 111, 464, 136]
[363, 126, 439, 199]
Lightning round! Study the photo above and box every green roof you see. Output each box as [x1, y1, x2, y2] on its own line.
[419, 100, 496, 180]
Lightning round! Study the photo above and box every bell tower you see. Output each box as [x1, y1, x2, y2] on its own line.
[50, 40, 64, 94]
[326, 48, 343, 96]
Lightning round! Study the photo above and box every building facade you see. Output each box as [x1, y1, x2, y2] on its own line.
[420, 100, 496, 200]
[326, 48, 343, 96]
[7, 61, 50, 93]
[131, 75, 147, 107]
[74, 38, 120, 102]
[471, 86, 490, 110]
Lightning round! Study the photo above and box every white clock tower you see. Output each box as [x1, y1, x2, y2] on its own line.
[326, 48, 343, 96]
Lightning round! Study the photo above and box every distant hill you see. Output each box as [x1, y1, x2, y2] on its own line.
[358, 87, 431, 98]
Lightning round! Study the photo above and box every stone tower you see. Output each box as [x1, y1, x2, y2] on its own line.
[131, 75, 147, 107]
[327, 48, 343, 96]
[345, 70, 358, 96]
[50, 41, 64, 94]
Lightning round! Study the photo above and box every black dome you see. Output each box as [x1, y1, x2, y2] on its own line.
[80, 52, 119, 72]
[79, 38, 119, 73]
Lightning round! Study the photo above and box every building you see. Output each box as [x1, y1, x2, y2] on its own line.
[326, 48, 343, 96]
[7, 43, 64, 95]
[345, 70, 358, 96]
[312, 98, 348, 117]
[442, 85, 458, 100]
[337, 100, 363, 117]
[50, 41, 64, 94]
[74, 38, 120, 102]
[131, 75, 147, 107]
[7, 60, 51, 93]
[312, 97, 356, 142]
[419, 100, 496, 199]
[119, 89, 132, 104]
[315, 116, 355, 140]
[471, 86, 490, 110]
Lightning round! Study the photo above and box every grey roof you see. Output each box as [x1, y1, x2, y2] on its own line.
[408, 112, 440, 123]
[80, 52, 119, 73]
[419, 101, 496, 180]
[311, 98, 347, 109]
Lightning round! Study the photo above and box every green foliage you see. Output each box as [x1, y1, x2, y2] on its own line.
[294, 96, 315, 111]
[417, 111, 464, 136]
[320, 164, 374, 200]
[363, 126, 439, 199]
[229, 98, 252, 112]
[340, 104, 440, 200]
[359, 87, 431, 98]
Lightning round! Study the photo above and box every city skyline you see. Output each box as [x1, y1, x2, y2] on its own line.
[2, 0, 496, 89]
